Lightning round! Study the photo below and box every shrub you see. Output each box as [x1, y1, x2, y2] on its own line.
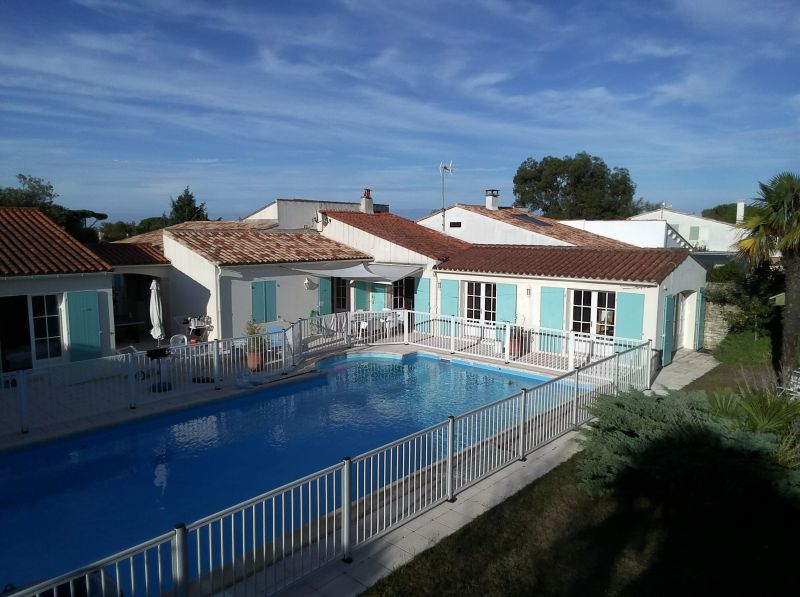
[578, 391, 800, 500]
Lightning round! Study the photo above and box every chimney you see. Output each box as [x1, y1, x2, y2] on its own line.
[735, 201, 745, 224]
[360, 188, 373, 214]
[485, 189, 499, 211]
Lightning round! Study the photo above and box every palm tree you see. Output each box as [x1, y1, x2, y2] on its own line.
[739, 172, 800, 383]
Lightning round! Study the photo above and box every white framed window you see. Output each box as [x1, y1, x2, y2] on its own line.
[332, 277, 348, 312]
[570, 290, 615, 337]
[465, 282, 496, 323]
[30, 294, 63, 361]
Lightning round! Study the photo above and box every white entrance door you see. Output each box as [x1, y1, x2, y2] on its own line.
[674, 293, 686, 350]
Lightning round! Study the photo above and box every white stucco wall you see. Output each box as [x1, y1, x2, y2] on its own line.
[630, 209, 743, 252]
[418, 207, 571, 246]
[162, 236, 218, 338]
[562, 220, 688, 249]
[0, 273, 115, 364]
[219, 262, 356, 338]
[246, 200, 389, 230]
[654, 256, 708, 351]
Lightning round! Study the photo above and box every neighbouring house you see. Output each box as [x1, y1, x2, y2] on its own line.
[161, 223, 371, 339]
[317, 189, 471, 315]
[561, 219, 691, 249]
[629, 205, 745, 267]
[417, 190, 632, 248]
[0, 207, 115, 372]
[86, 242, 171, 346]
[244, 197, 389, 230]
[433, 245, 707, 366]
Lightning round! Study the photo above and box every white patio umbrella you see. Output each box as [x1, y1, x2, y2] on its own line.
[149, 279, 165, 344]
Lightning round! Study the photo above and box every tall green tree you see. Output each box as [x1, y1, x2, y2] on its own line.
[169, 186, 208, 224]
[739, 172, 800, 383]
[512, 152, 651, 219]
[702, 202, 759, 224]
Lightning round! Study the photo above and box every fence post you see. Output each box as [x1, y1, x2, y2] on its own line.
[449, 317, 456, 354]
[568, 331, 575, 369]
[613, 350, 620, 396]
[127, 353, 136, 409]
[341, 457, 353, 562]
[19, 372, 28, 434]
[172, 523, 189, 597]
[213, 339, 221, 390]
[281, 330, 288, 373]
[517, 388, 527, 461]
[572, 367, 580, 427]
[404, 310, 409, 344]
[646, 339, 653, 390]
[504, 322, 511, 363]
[446, 415, 456, 502]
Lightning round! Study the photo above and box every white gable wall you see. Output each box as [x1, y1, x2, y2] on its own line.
[162, 235, 219, 338]
[562, 220, 688, 248]
[418, 207, 571, 246]
[630, 209, 742, 252]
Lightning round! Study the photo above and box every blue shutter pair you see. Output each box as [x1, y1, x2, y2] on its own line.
[251, 281, 277, 323]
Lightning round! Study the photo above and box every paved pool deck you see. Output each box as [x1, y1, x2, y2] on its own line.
[0, 344, 556, 452]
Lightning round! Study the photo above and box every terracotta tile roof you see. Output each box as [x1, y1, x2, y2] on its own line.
[167, 229, 370, 266]
[116, 228, 165, 252]
[323, 211, 470, 260]
[86, 243, 169, 266]
[0, 207, 111, 276]
[455, 205, 634, 248]
[436, 245, 690, 283]
[113, 221, 277, 254]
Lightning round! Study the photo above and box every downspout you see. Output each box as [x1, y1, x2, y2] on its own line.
[215, 265, 223, 340]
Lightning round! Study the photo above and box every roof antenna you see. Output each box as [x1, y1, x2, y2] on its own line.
[439, 161, 454, 232]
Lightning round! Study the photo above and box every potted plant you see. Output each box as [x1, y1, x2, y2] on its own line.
[244, 319, 266, 371]
[510, 326, 528, 358]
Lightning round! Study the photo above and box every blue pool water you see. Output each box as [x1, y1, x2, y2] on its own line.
[0, 353, 548, 588]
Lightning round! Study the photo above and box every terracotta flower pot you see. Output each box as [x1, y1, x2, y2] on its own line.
[246, 351, 263, 372]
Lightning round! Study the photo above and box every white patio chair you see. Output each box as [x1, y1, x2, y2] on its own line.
[779, 368, 800, 400]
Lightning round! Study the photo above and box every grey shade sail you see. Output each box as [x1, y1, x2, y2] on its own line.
[285, 263, 422, 285]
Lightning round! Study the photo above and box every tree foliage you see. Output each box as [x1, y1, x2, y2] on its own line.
[169, 186, 208, 225]
[0, 174, 107, 242]
[739, 172, 800, 382]
[512, 152, 652, 219]
[702, 202, 759, 224]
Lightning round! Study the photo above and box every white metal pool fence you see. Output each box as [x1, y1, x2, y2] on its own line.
[8, 341, 651, 597]
[0, 309, 652, 436]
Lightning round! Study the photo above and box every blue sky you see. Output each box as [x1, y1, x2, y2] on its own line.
[0, 0, 798, 222]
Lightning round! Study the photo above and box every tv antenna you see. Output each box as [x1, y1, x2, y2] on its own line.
[439, 161, 454, 232]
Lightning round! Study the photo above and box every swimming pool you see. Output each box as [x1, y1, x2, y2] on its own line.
[0, 353, 549, 589]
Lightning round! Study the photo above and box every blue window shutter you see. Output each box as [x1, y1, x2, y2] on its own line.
[318, 277, 332, 315]
[66, 291, 102, 361]
[264, 281, 277, 322]
[251, 282, 266, 323]
[354, 281, 368, 310]
[661, 294, 675, 366]
[540, 287, 565, 330]
[694, 288, 707, 350]
[440, 280, 459, 316]
[540, 287, 564, 353]
[371, 284, 385, 310]
[413, 277, 430, 313]
[615, 293, 645, 341]
[496, 284, 517, 323]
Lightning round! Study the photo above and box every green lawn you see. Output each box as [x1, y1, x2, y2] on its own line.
[364, 454, 799, 596]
